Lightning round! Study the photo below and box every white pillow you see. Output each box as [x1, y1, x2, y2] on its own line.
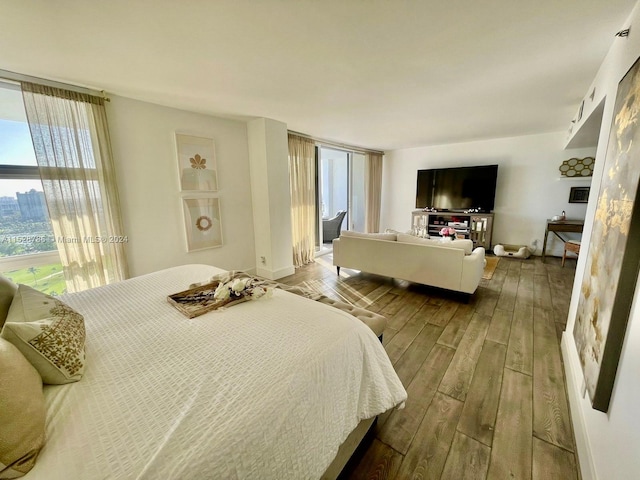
[340, 230, 397, 241]
[397, 233, 473, 254]
[2, 285, 85, 384]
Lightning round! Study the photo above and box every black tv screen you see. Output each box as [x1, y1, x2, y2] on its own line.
[416, 165, 498, 212]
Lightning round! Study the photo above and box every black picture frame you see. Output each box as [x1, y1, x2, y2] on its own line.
[569, 186, 590, 203]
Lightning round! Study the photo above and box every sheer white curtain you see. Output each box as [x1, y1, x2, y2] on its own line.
[21, 82, 128, 292]
[365, 152, 383, 233]
[288, 134, 316, 267]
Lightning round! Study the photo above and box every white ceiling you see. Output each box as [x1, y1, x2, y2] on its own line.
[0, 0, 635, 151]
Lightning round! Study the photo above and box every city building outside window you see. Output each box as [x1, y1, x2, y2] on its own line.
[0, 81, 64, 295]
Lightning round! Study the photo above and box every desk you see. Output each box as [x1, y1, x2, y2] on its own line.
[542, 219, 584, 262]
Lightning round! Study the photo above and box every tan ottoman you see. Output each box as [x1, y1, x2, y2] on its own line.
[318, 297, 387, 341]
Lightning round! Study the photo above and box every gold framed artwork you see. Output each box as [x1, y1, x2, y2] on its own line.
[181, 197, 223, 251]
[573, 55, 640, 412]
[175, 133, 218, 191]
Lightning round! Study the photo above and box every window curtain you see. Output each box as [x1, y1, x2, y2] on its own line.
[288, 134, 316, 267]
[21, 82, 128, 292]
[365, 152, 383, 233]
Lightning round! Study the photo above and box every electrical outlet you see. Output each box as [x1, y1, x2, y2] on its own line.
[260, 256, 266, 265]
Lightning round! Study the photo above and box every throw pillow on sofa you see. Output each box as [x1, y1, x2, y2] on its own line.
[397, 233, 473, 254]
[340, 230, 397, 241]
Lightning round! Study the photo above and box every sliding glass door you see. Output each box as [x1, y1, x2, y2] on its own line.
[317, 147, 366, 248]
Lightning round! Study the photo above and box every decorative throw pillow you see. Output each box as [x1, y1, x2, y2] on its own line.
[2, 285, 85, 384]
[0, 338, 46, 479]
[340, 230, 397, 241]
[0, 275, 17, 330]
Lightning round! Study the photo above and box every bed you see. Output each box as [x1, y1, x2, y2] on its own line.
[15, 264, 406, 479]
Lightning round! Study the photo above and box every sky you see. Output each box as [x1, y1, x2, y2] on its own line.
[0, 118, 43, 199]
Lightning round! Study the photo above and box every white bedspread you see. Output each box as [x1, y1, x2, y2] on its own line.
[25, 265, 407, 479]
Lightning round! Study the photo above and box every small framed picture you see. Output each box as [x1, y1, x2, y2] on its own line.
[569, 186, 590, 203]
[176, 133, 218, 191]
[182, 197, 223, 251]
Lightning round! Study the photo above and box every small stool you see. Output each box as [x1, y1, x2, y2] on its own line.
[562, 240, 581, 267]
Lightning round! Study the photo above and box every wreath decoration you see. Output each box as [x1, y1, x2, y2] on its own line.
[195, 215, 213, 232]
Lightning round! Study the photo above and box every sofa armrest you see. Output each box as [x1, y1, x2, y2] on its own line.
[332, 238, 341, 262]
[460, 247, 486, 294]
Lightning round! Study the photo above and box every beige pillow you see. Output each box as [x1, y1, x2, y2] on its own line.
[340, 230, 397, 241]
[0, 338, 46, 479]
[397, 233, 473, 254]
[0, 275, 18, 330]
[2, 285, 85, 384]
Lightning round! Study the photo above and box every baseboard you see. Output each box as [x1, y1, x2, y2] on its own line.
[256, 265, 295, 280]
[561, 332, 598, 480]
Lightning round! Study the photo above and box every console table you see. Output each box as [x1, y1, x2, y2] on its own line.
[411, 210, 494, 250]
[542, 219, 584, 262]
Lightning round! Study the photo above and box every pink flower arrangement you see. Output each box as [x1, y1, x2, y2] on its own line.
[440, 227, 457, 239]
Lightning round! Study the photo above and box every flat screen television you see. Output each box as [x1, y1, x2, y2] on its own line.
[415, 164, 498, 212]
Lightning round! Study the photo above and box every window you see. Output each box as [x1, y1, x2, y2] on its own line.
[317, 147, 366, 247]
[0, 81, 64, 295]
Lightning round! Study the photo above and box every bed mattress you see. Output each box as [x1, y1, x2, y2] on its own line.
[24, 264, 406, 479]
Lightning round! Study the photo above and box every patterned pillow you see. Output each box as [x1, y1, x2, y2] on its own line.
[1, 285, 85, 384]
[0, 275, 17, 330]
[0, 338, 46, 478]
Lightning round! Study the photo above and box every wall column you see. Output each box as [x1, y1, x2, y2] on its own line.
[247, 118, 295, 279]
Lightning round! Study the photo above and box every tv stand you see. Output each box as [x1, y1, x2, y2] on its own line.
[411, 210, 494, 250]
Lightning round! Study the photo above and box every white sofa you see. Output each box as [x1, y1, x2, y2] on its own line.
[332, 231, 486, 295]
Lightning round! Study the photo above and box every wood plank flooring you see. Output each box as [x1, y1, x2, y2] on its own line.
[279, 253, 580, 480]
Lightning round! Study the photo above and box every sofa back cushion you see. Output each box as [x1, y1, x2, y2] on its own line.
[340, 230, 397, 241]
[397, 233, 473, 255]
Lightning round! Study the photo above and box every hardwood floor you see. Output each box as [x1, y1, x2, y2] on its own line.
[279, 253, 580, 480]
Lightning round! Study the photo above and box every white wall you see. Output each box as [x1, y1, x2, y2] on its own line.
[562, 2, 640, 479]
[106, 95, 255, 277]
[381, 132, 595, 256]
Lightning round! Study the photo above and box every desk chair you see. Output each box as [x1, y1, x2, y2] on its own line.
[562, 240, 581, 267]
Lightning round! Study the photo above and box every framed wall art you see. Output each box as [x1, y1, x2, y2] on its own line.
[569, 186, 590, 203]
[182, 197, 223, 251]
[573, 55, 640, 412]
[176, 133, 218, 191]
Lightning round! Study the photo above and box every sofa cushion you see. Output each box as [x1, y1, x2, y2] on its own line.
[397, 233, 473, 254]
[340, 230, 397, 241]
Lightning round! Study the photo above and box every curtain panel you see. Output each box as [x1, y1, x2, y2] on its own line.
[21, 82, 128, 292]
[288, 134, 316, 267]
[365, 153, 383, 233]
